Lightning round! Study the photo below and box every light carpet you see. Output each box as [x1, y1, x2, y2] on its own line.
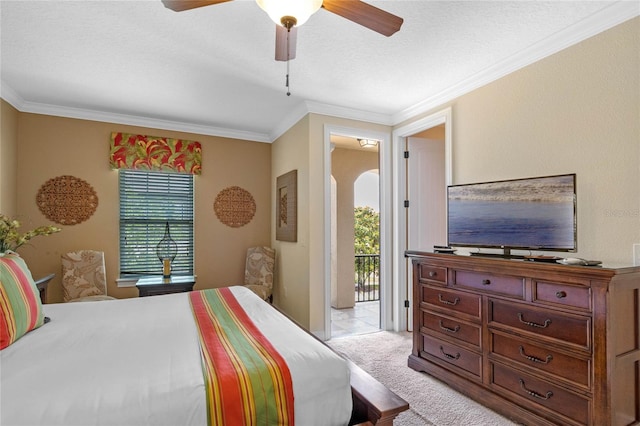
[327, 331, 520, 426]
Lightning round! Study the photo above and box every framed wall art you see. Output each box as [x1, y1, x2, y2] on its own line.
[276, 170, 297, 242]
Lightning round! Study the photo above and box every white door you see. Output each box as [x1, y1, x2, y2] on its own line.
[406, 136, 447, 330]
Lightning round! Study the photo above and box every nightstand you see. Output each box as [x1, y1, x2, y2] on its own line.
[135, 275, 196, 297]
[34, 273, 55, 304]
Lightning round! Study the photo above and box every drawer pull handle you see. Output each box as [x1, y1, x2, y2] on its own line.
[517, 313, 552, 329]
[428, 271, 437, 277]
[439, 321, 460, 333]
[438, 294, 460, 306]
[481, 279, 491, 285]
[519, 379, 553, 400]
[439, 346, 460, 360]
[519, 346, 553, 364]
[555, 291, 567, 299]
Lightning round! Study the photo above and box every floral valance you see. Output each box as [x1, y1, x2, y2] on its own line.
[109, 132, 202, 175]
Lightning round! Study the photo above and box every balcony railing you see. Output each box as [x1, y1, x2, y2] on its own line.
[355, 254, 380, 302]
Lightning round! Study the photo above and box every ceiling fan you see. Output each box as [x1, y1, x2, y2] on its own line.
[161, 0, 404, 61]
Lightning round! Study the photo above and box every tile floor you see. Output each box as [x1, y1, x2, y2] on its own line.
[331, 300, 380, 338]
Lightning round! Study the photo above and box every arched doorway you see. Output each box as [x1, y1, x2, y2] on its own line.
[330, 148, 381, 337]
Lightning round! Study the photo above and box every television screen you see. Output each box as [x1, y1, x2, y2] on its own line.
[447, 174, 576, 253]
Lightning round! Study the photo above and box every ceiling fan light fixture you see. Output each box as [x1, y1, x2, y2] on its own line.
[280, 16, 297, 30]
[358, 138, 379, 148]
[256, 0, 322, 28]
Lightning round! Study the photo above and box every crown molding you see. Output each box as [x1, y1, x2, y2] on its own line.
[268, 101, 312, 141]
[268, 100, 394, 141]
[392, 0, 640, 125]
[0, 81, 271, 143]
[304, 101, 393, 127]
[0, 81, 23, 110]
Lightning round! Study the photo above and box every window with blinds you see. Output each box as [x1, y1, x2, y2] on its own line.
[119, 170, 194, 277]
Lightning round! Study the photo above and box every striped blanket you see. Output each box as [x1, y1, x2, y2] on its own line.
[189, 288, 295, 426]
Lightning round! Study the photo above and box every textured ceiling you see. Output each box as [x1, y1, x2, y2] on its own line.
[1, 1, 637, 142]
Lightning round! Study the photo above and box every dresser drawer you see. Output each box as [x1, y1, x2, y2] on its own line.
[421, 334, 482, 379]
[488, 299, 591, 350]
[453, 270, 525, 299]
[421, 310, 481, 347]
[490, 332, 590, 389]
[418, 264, 447, 285]
[490, 362, 590, 425]
[533, 281, 591, 312]
[421, 286, 481, 320]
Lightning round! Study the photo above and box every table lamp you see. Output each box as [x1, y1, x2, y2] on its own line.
[156, 222, 177, 278]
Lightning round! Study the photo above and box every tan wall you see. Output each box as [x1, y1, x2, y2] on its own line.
[271, 116, 310, 327]
[1, 100, 19, 215]
[331, 147, 378, 308]
[13, 113, 271, 302]
[271, 114, 390, 332]
[396, 17, 640, 264]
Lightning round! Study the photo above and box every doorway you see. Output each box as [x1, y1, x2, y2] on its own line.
[392, 108, 452, 332]
[331, 168, 381, 338]
[406, 130, 448, 253]
[324, 126, 391, 340]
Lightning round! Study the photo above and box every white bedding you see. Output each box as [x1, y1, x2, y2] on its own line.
[0, 286, 352, 426]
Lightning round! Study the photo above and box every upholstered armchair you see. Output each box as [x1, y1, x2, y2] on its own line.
[61, 250, 116, 302]
[243, 246, 275, 303]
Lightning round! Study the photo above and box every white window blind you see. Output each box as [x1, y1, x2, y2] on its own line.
[119, 170, 194, 276]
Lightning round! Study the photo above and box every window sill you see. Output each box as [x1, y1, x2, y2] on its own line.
[116, 277, 139, 288]
[117, 275, 197, 288]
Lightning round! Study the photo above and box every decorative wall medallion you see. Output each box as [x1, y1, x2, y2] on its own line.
[213, 186, 256, 228]
[36, 175, 98, 225]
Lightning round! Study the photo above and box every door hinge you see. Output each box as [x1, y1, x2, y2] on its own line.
[404, 200, 410, 208]
[404, 300, 410, 308]
[404, 150, 409, 159]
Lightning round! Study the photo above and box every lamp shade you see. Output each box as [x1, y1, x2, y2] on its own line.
[256, 0, 323, 27]
[156, 222, 178, 262]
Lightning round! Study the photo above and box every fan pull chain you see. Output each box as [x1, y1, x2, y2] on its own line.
[285, 27, 291, 96]
[280, 16, 296, 97]
[286, 63, 290, 96]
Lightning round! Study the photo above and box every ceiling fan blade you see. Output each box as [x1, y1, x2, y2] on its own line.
[161, 0, 232, 12]
[322, 0, 403, 37]
[275, 25, 297, 62]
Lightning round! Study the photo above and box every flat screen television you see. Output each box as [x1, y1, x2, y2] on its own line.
[447, 173, 577, 258]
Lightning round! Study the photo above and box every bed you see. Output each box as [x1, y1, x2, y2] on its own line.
[1, 254, 408, 426]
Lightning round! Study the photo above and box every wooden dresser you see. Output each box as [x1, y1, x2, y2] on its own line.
[406, 251, 640, 426]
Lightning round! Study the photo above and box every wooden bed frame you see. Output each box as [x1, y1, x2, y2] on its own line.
[348, 359, 409, 425]
[272, 305, 409, 425]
